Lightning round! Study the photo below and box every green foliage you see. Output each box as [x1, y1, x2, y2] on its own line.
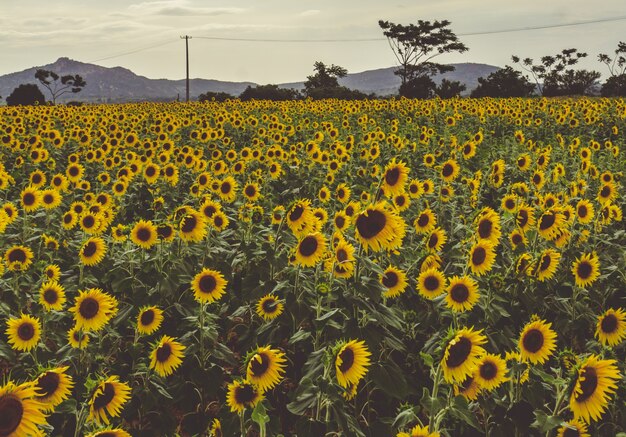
[6, 83, 46, 106]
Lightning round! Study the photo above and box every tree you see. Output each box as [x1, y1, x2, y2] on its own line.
[399, 75, 436, 99]
[435, 79, 466, 98]
[378, 19, 468, 96]
[471, 66, 536, 98]
[239, 85, 300, 101]
[35, 69, 86, 104]
[303, 62, 348, 95]
[198, 91, 234, 102]
[6, 84, 46, 106]
[512, 49, 600, 96]
[598, 42, 626, 96]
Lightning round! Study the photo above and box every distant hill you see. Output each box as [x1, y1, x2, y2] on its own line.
[0, 57, 500, 103]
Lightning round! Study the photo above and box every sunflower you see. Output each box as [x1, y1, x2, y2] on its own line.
[335, 340, 371, 388]
[440, 158, 460, 182]
[467, 240, 496, 276]
[445, 276, 479, 312]
[79, 212, 102, 235]
[537, 209, 566, 241]
[209, 418, 222, 437]
[597, 182, 617, 205]
[0, 381, 48, 437]
[34, 366, 74, 411]
[318, 186, 331, 203]
[326, 239, 356, 278]
[536, 248, 561, 282]
[516, 204, 536, 231]
[381, 159, 409, 197]
[569, 355, 621, 423]
[137, 306, 164, 335]
[571, 252, 600, 288]
[475, 207, 501, 245]
[501, 194, 518, 213]
[70, 288, 118, 332]
[425, 227, 447, 253]
[414, 208, 437, 234]
[179, 210, 207, 242]
[518, 318, 557, 364]
[243, 182, 261, 202]
[380, 266, 408, 299]
[354, 202, 405, 252]
[150, 335, 186, 377]
[575, 199, 594, 224]
[226, 379, 263, 413]
[5, 245, 34, 271]
[256, 294, 284, 321]
[246, 346, 287, 392]
[191, 268, 227, 304]
[216, 176, 238, 203]
[20, 186, 41, 212]
[86, 429, 133, 437]
[595, 308, 626, 347]
[39, 280, 66, 311]
[211, 211, 229, 232]
[130, 220, 158, 249]
[474, 354, 508, 391]
[287, 199, 315, 238]
[441, 327, 487, 383]
[454, 375, 481, 401]
[556, 421, 590, 437]
[294, 232, 327, 267]
[43, 264, 61, 281]
[40, 189, 61, 210]
[88, 376, 131, 425]
[80, 237, 107, 266]
[333, 211, 350, 232]
[417, 268, 447, 300]
[6, 314, 41, 352]
[67, 326, 90, 349]
[336, 183, 351, 203]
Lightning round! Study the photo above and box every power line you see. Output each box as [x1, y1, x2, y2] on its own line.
[459, 15, 626, 36]
[88, 40, 178, 63]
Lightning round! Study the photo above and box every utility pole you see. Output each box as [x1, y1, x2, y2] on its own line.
[180, 35, 191, 102]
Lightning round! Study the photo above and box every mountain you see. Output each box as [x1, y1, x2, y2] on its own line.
[0, 57, 499, 103]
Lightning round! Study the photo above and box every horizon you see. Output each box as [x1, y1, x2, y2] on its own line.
[2, 0, 626, 84]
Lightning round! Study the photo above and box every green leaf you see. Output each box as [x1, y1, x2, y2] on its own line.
[316, 308, 340, 321]
[251, 402, 270, 427]
[532, 410, 563, 433]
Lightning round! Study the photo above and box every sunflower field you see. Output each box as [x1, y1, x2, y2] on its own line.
[0, 97, 625, 437]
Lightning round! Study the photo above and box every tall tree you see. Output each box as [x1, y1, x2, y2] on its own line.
[6, 84, 46, 106]
[378, 19, 468, 93]
[598, 42, 626, 97]
[35, 69, 86, 104]
[303, 62, 348, 94]
[471, 66, 536, 98]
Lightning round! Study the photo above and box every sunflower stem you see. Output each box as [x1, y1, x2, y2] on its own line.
[239, 409, 246, 437]
[429, 363, 443, 430]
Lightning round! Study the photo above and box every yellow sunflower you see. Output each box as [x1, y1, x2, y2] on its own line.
[191, 268, 227, 304]
[130, 220, 158, 249]
[569, 355, 621, 423]
[88, 376, 131, 425]
[354, 202, 405, 252]
[381, 158, 409, 197]
[179, 210, 207, 242]
[86, 429, 133, 437]
[150, 335, 186, 377]
[575, 199, 595, 224]
[0, 381, 48, 437]
[256, 294, 284, 321]
[226, 379, 263, 413]
[474, 354, 509, 391]
[454, 375, 481, 401]
[67, 326, 90, 349]
[518, 318, 557, 364]
[209, 418, 222, 437]
[445, 276, 479, 312]
[417, 268, 447, 300]
[335, 340, 371, 388]
[34, 366, 74, 412]
[6, 314, 41, 352]
[571, 252, 600, 288]
[137, 306, 164, 335]
[595, 308, 626, 347]
[467, 240, 496, 276]
[294, 232, 327, 267]
[286, 199, 315, 238]
[537, 209, 566, 241]
[69, 288, 118, 332]
[556, 421, 590, 437]
[414, 208, 437, 234]
[39, 280, 66, 311]
[425, 227, 447, 253]
[246, 346, 287, 392]
[475, 207, 501, 245]
[5, 245, 34, 271]
[380, 266, 408, 299]
[79, 237, 107, 266]
[442, 327, 487, 383]
[536, 248, 561, 282]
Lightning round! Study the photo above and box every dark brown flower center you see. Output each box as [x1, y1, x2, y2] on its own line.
[417, 213, 430, 228]
[576, 261, 592, 279]
[249, 353, 270, 377]
[338, 347, 355, 373]
[442, 163, 454, 177]
[156, 343, 172, 362]
[43, 194, 54, 204]
[79, 297, 99, 320]
[8, 249, 26, 263]
[299, 236, 318, 257]
[335, 215, 345, 228]
[539, 212, 556, 230]
[44, 288, 58, 304]
[262, 298, 278, 314]
[424, 275, 440, 291]
[450, 283, 469, 303]
[478, 219, 493, 239]
[600, 185, 611, 198]
[577, 205, 588, 217]
[289, 205, 304, 222]
[539, 254, 552, 272]
[140, 309, 155, 326]
[385, 167, 400, 186]
[382, 271, 399, 288]
[517, 209, 529, 228]
[245, 186, 256, 197]
[181, 215, 197, 233]
[522, 329, 544, 353]
[446, 336, 472, 368]
[199, 274, 217, 293]
[82, 241, 97, 258]
[23, 193, 36, 206]
[93, 383, 115, 410]
[0, 395, 23, 436]
[471, 247, 486, 266]
[479, 361, 497, 380]
[234, 384, 256, 405]
[562, 427, 581, 437]
[575, 366, 598, 403]
[220, 182, 231, 194]
[356, 209, 387, 239]
[136, 227, 151, 242]
[511, 233, 523, 245]
[336, 249, 348, 262]
[17, 322, 35, 341]
[82, 216, 95, 229]
[600, 314, 618, 334]
[36, 371, 60, 398]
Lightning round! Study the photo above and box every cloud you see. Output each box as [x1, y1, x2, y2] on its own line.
[128, 1, 245, 16]
[299, 9, 321, 17]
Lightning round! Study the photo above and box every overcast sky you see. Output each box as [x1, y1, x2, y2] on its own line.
[1, 0, 625, 83]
